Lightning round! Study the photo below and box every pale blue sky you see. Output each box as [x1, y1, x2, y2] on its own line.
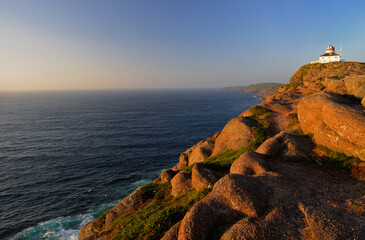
[1, 0, 364, 91]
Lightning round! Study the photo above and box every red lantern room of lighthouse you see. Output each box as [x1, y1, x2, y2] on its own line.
[325, 45, 335, 54]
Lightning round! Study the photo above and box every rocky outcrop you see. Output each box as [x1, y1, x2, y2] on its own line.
[212, 117, 257, 155]
[177, 174, 272, 240]
[298, 91, 365, 160]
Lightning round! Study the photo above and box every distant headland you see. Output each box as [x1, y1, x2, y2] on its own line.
[223, 83, 284, 99]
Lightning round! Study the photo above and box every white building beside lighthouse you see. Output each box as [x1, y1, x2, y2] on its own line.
[311, 44, 343, 64]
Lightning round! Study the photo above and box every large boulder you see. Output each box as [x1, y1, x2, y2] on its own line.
[177, 174, 271, 240]
[221, 206, 303, 240]
[174, 140, 215, 170]
[299, 203, 364, 239]
[326, 79, 347, 95]
[212, 117, 256, 155]
[191, 163, 219, 190]
[154, 169, 177, 183]
[104, 189, 142, 228]
[344, 75, 365, 98]
[188, 140, 215, 165]
[256, 130, 314, 161]
[230, 151, 269, 176]
[298, 91, 365, 160]
[171, 172, 192, 197]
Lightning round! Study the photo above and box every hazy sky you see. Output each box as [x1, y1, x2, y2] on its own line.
[1, 0, 364, 91]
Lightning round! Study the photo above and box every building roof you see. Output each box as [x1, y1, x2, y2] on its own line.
[319, 53, 340, 57]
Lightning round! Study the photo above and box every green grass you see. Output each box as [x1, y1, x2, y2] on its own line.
[315, 146, 361, 170]
[108, 187, 210, 240]
[185, 105, 270, 173]
[137, 182, 172, 202]
[326, 151, 360, 170]
[93, 209, 111, 231]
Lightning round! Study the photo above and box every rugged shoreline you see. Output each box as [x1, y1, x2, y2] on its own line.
[80, 62, 365, 240]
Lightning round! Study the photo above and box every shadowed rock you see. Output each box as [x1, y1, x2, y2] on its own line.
[221, 206, 303, 240]
[154, 169, 177, 183]
[256, 136, 282, 156]
[191, 163, 219, 190]
[299, 203, 365, 240]
[161, 221, 181, 240]
[230, 151, 269, 176]
[171, 172, 192, 197]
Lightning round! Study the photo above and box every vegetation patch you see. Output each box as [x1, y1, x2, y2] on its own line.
[315, 146, 361, 171]
[106, 187, 210, 240]
[93, 209, 111, 231]
[286, 113, 300, 130]
[137, 182, 172, 202]
[200, 105, 270, 172]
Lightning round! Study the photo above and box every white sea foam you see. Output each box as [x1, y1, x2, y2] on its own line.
[12, 213, 94, 240]
[12, 179, 154, 240]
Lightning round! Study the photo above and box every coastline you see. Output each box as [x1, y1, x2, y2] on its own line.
[79, 62, 365, 240]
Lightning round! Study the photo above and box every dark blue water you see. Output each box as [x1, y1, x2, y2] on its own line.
[0, 89, 260, 240]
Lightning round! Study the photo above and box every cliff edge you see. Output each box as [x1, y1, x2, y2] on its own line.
[79, 61, 365, 240]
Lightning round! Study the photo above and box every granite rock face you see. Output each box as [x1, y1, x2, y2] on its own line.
[298, 91, 365, 160]
[212, 117, 257, 155]
[171, 171, 192, 197]
[177, 174, 271, 240]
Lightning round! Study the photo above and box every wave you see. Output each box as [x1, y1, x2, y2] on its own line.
[11, 178, 156, 240]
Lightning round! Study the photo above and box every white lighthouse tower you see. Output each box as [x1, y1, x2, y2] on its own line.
[318, 44, 342, 63]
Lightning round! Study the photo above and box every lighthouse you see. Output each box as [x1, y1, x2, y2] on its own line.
[317, 44, 342, 63]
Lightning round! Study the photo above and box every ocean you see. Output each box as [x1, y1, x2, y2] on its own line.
[0, 89, 261, 240]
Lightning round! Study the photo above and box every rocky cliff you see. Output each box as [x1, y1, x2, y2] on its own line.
[79, 61, 365, 240]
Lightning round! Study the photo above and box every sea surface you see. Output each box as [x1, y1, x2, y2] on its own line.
[0, 89, 261, 240]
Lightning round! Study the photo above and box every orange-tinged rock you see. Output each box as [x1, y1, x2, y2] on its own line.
[230, 151, 269, 176]
[177, 174, 271, 240]
[171, 172, 192, 197]
[298, 91, 365, 160]
[212, 117, 256, 155]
